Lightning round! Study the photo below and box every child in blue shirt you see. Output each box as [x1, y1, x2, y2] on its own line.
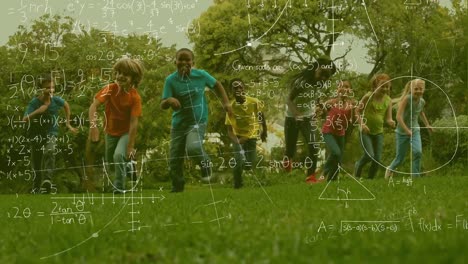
[386, 79, 433, 179]
[23, 74, 77, 194]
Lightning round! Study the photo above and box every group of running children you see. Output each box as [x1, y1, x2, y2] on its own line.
[24, 48, 432, 194]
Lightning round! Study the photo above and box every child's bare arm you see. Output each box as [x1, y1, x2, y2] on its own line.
[214, 81, 233, 116]
[63, 101, 78, 133]
[89, 98, 102, 142]
[355, 95, 371, 133]
[259, 112, 267, 142]
[23, 104, 49, 121]
[396, 97, 411, 136]
[385, 101, 396, 128]
[127, 116, 139, 159]
[420, 111, 433, 132]
[160, 97, 181, 110]
[226, 125, 240, 144]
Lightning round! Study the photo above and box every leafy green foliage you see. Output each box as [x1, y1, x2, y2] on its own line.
[353, 0, 466, 120]
[0, 14, 177, 192]
[431, 115, 468, 164]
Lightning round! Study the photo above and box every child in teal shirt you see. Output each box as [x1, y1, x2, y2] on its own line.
[161, 48, 232, 192]
[23, 74, 77, 193]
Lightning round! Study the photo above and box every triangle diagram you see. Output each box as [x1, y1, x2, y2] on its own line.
[318, 165, 376, 201]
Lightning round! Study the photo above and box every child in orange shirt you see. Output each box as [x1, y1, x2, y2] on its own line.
[89, 58, 144, 194]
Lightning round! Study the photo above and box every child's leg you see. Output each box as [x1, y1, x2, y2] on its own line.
[42, 136, 56, 181]
[337, 135, 345, 165]
[41, 136, 57, 193]
[355, 132, 374, 177]
[232, 142, 245, 188]
[368, 133, 384, 178]
[323, 134, 342, 181]
[113, 134, 129, 191]
[388, 133, 411, 171]
[284, 117, 299, 166]
[31, 142, 44, 192]
[169, 128, 187, 191]
[105, 134, 118, 168]
[411, 132, 423, 177]
[186, 124, 211, 178]
[243, 139, 257, 171]
[302, 117, 319, 175]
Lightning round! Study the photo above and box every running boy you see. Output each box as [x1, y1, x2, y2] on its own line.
[161, 48, 232, 192]
[225, 78, 267, 188]
[89, 58, 144, 194]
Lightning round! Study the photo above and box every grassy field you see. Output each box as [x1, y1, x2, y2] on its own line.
[1, 174, 467, 263]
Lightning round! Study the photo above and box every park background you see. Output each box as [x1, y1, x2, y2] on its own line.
[0, 0, 467, 263]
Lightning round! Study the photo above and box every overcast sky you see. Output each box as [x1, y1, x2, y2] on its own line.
[0, 0, 212, 47]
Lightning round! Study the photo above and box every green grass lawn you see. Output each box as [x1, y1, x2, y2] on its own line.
[1, 174, 467, 263]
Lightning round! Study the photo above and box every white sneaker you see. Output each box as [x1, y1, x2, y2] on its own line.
[385, 168, 393, 180]
[201, 175, 217, 184]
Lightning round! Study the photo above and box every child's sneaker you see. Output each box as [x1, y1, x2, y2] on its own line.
[317, 175, 325, 183]
[385, 168, 393, 180]
[354, 162, 360, 178]
[113, 189, 125, 195]
[317, 174, 325, 182]
[126, 160, 137, 181]
[201, 174, 217, 184]
[306, 173, 323, 184]
[283, 160, 292, 173]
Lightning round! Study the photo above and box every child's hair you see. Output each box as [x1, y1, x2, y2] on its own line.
[370, 73, 391, 91]
[229, 78, 245, 94]
[399, 79, 425, 101]
[113, 58, 145, 87]
[336, 80, 354, 106]
[36, 73, 54, 88]
[338, 79, 352, 89]
[176, 48, 195, 60]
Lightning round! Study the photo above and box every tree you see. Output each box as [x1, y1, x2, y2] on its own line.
[188, 0, 361, 79]
[353, 0, 466, 118]
[187, 0, 365, 153]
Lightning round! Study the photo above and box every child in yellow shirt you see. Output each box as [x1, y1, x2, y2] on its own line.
[225, 78, 267, 188]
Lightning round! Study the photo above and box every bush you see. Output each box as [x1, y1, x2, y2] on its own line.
[431, 115, 468, 166]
